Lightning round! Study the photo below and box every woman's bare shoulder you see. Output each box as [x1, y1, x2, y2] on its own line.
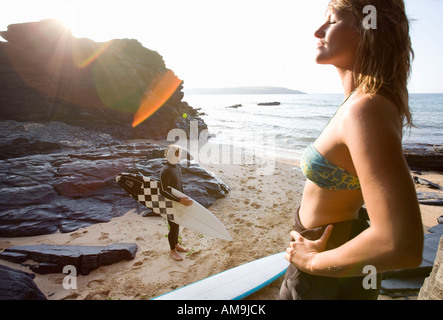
[349, 92, 400, 117]
[342, 92, 402, 135]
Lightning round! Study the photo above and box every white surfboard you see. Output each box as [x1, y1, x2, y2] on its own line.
[116, 172, 232, 241]
[152, 251, 289, 300]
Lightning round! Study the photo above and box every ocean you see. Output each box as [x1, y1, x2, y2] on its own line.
[183, 93, 443, 163]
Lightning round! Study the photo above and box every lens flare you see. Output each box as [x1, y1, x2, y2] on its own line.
[132, 69, 183, 127]
[74, 40, 113, 68]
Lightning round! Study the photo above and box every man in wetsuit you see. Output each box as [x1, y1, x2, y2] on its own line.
[160, 145, 193, 261]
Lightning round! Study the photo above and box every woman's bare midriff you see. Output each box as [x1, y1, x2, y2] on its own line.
[298, 180, 365, 229]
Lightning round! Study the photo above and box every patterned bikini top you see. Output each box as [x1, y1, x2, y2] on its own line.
[300, 144, 361, 191]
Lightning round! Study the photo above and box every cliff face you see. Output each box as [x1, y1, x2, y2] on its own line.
[0, 19, 206, 142]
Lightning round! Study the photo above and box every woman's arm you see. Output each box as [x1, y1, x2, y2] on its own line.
[286, 94, 424, 277]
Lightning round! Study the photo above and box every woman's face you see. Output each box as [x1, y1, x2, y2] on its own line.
[314, 9, 361, 70]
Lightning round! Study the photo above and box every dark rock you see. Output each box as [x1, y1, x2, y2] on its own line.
[380, 223, 443, 298]
[29, 262, 60, 275]
[257, 102, 280, 106]
[413, 176, 441, 190]
[1, 243, 138, 275]
[416, 192, 443, 206]
[226, 104, 242, 109]
[0, 264, 47, 300]
[0, 251, 28, 263]
[403, 143, 443, 172]
[380, 277, 426, 295]
[429, 224, 443, 233]
[0, 121, 118, 160]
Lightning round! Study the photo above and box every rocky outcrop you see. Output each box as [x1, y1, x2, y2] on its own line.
[0, 20, 227, 238]
[0, 243, 138, 275]
[404, 144, 443, 173]
[257, 102, 280, 106]
[418, 235, 443, 300]
[0, 19, 206, 141]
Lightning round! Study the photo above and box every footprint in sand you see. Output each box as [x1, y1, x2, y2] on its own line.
[61, 292, 80, 300]
[98, 232, 109, 240]
[87, 279, 105, 289]
[131, 260, 144, 270]
[70, 230, 88, 240]
[169, 270, 188, 278]
[250, 202, 261, 209]
[85, 290, 110, 300]
[98, 232, 112, 244]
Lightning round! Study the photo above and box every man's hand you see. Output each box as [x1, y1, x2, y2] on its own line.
[180, 197, 193, 206]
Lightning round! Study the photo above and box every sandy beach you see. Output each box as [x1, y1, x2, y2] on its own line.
[0, 146, 441, 300]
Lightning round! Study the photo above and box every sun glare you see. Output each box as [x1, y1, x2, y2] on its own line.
[51, 2, 111, 42]
[50, 2, 79, 36]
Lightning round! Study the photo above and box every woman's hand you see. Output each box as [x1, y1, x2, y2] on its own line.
[285, 225, 333, 274]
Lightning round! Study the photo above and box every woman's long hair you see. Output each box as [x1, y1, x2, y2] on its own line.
[329, 0, 414, 128]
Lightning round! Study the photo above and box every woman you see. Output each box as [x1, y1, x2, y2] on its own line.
[280, 0, 424, 300]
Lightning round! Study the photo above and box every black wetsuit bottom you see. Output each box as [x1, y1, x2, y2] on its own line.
[168, 220, 180, 250]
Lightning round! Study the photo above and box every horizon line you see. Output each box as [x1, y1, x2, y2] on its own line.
[183, 86, 443, 95]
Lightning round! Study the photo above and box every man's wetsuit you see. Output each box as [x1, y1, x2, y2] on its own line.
[159, 161, 183, 250]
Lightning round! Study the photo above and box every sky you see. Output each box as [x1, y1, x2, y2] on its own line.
[1, 0, 442, 94]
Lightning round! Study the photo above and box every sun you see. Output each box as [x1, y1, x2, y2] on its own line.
[51, 2, 116, 43]
[52, 3, 79, 36]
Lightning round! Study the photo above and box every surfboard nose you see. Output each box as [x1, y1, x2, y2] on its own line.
[115, 174, 122, 184]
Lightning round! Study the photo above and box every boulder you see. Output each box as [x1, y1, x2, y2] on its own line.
[416, 192, 443, 206]
[403, 143, 443, 172]
[0, 243, 138, 275]
[0, 264, 46, 300]
[413, 176, 441, 190]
